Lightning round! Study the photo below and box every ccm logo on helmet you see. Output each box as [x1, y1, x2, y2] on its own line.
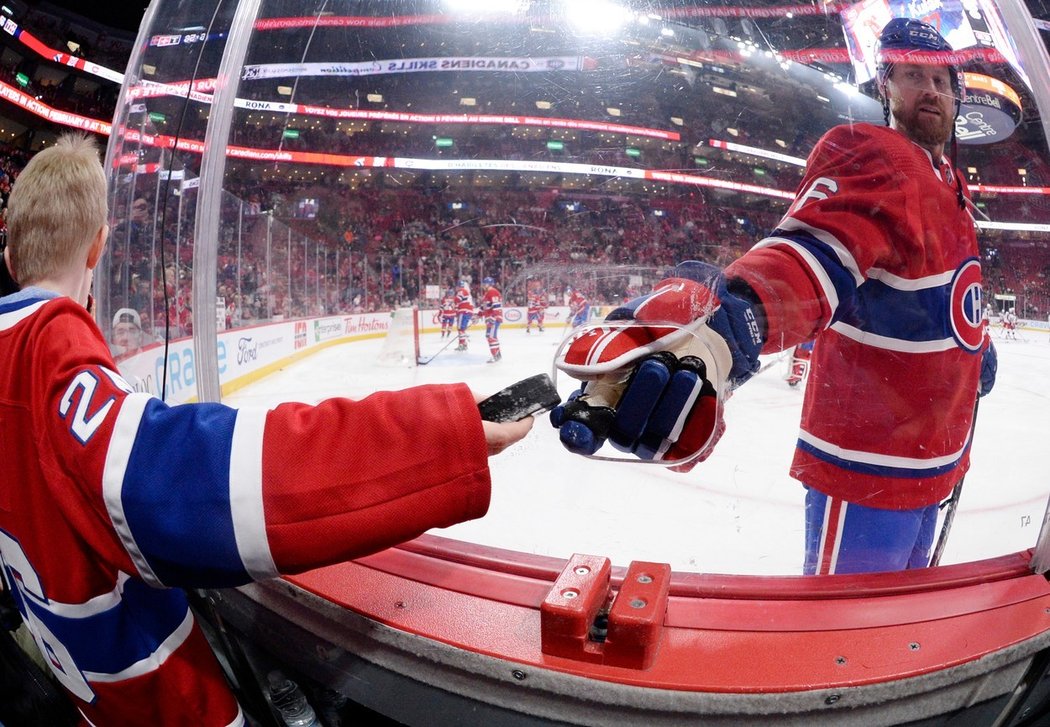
[949, 258, 984, 352]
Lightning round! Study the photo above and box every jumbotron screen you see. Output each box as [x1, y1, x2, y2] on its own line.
[841, 0, 1016, 85]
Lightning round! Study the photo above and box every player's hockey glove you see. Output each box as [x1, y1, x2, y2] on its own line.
[979, 336, 997, 397]
[550, 262, 764, 470]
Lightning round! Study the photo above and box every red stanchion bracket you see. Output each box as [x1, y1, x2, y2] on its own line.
[605, 560, 671, 669]
[540, 554, 670, 669]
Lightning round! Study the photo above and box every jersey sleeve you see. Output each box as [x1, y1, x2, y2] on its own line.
[726, 124, 925, 352]
[40, 308, 490, 590]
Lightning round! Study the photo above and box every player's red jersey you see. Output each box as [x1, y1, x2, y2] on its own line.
[568, 290, 587, 313]
[440, 293, 456, 317]
[455, 285, 474, 313]
[479, 286, 503, 321]
[0, 290, 491, 726]
[727, 124, 982, 509]
[527, 293, 546, 315]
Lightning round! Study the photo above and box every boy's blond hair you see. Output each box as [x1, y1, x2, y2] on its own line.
[6, 133, 108, 285]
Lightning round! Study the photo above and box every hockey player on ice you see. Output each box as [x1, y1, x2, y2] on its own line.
[526, 281, 547, 333]
[439, 286, 456, 338]
[1002, 308, 1019, 340]
[566, 285, 589, 328]
[477, 276, 504, 362]
[551, 19, 997, 576]
[454, 277, 474, 351]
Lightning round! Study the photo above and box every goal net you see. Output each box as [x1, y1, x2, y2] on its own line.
[376, 307, 420, 366]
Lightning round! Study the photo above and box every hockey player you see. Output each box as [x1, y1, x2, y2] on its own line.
[439, 287, 456, 338]
[454, 278, 474, 351]
[550, 19, 997, 576]
[786, 339, 815, 387]
[526, 284, 546, 333]
[567, 285, 589, 328]
[1002, 308, 1019, 340]
[0, 134, 533, 727]
[478, 276, 504, 362]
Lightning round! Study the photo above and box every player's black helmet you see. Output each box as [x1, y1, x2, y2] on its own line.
[876, 18, 962, 99]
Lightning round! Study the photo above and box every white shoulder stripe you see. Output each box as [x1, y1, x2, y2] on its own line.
[229, 408, 278, 579]
[799, 428, 970, 470]
[830, 322, 958, 353]
[102, 392, 164, 588]
[866, 267, 956, 291]
[83, 607, 193, 682]
[752, 236, 841, 320]
[768, 217, 865, 286]
[0, 300, 48, 330]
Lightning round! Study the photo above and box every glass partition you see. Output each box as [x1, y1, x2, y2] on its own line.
[101, 0, 1050, 576]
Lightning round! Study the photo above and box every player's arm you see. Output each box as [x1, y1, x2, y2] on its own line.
[550, 127, 908, 467]
[726, 125, 911, 351]
[43, 325, 496, 589]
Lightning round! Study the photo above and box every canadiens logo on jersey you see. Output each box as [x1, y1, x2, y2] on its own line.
[950, 258, 984, 353]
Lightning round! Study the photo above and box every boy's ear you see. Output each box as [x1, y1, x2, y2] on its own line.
[86, 224, 108, 269]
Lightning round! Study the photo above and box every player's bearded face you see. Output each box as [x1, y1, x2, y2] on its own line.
[887, 63, 956, 150]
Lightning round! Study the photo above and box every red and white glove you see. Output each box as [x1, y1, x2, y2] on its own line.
[550, 263, 763, 470]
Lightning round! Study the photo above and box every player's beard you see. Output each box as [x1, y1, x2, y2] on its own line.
[891, 95, 955, 151]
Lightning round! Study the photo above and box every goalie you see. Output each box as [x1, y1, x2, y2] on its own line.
[551, 19, 997, 576]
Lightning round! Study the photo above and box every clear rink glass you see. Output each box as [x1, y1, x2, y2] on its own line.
[100, 1, 1050, 577]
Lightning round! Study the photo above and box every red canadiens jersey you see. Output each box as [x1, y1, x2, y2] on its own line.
[455, 285, 474, 313]
[568, 290, 587, 312]
[527, 294, 546, 314]
[479, 287, 503, 321]
[0, 291, 491, 726]
[726, 124, 982, 509]
[440, 294, 456, 316]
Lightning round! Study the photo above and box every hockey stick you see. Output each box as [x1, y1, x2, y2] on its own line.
[417, 333, 461, 365]
[756, 350, 791, 375]
[929, 397, 980, 567]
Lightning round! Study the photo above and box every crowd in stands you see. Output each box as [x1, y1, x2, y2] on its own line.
[99, 177, 1050, 348]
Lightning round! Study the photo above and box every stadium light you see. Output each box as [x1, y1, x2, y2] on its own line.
[563, 0, 632, 36]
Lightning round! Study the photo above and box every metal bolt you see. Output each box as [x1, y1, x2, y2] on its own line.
[394, 601, 405, 609]
[825, 694, 840, 705]
[562, 589, 579, 599]
[575, 566, 590, 576]
[909, 642, 920, 651]
[637, 574, 653, 584]
[512, 670, 527, 681]
[630, 598, 647, 609]
[835, 656, 847, 666]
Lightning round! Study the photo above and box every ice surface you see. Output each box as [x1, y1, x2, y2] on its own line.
[225, 325, 1050, 575]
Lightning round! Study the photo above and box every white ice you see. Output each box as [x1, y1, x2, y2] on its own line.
[224, 324, 1050, 575]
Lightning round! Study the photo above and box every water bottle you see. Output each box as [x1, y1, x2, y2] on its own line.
[266, 670, 319, 727]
